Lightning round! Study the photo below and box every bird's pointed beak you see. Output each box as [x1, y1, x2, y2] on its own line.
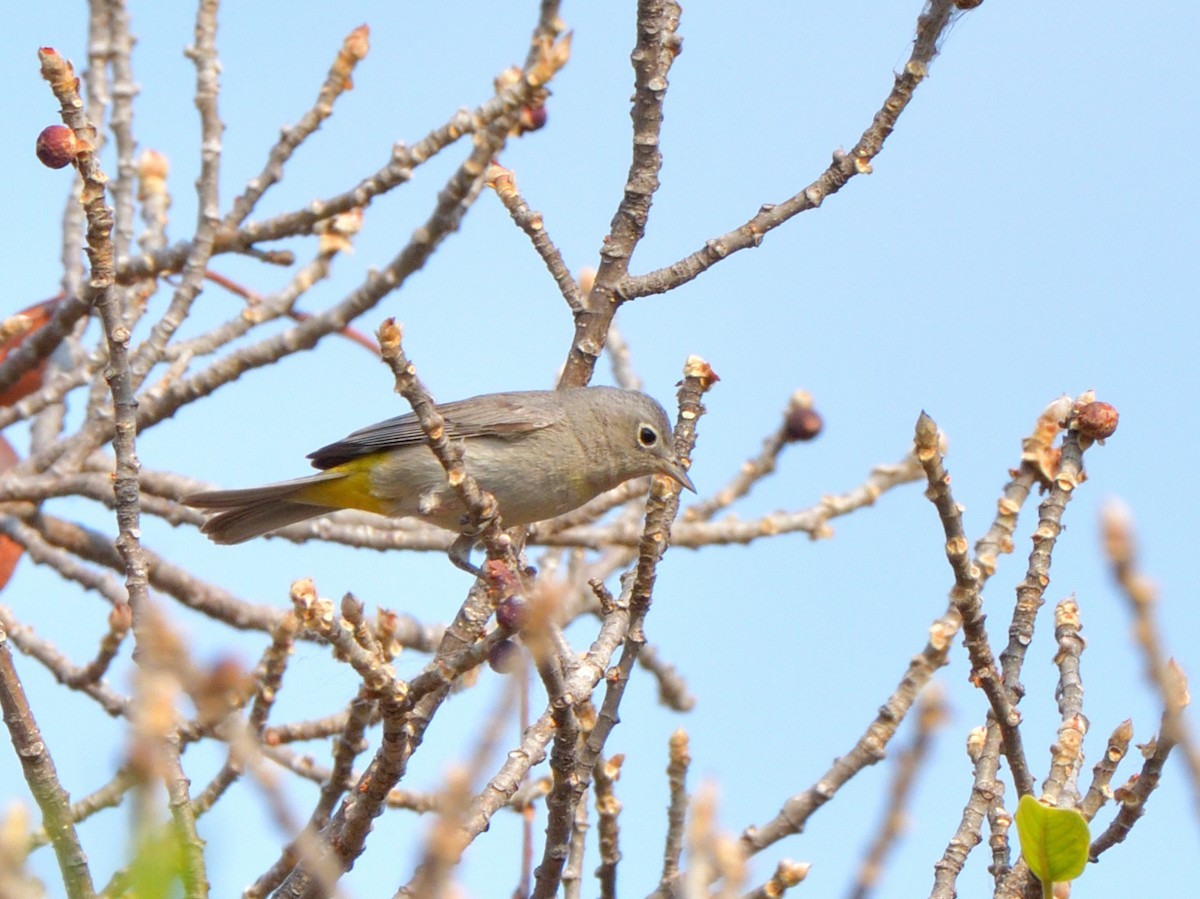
[661, 457, 696, 493]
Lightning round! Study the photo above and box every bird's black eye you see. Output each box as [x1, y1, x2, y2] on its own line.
[638, 425, 659, 447]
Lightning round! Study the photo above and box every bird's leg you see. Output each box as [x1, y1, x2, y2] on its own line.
[447, 532, 484, 577]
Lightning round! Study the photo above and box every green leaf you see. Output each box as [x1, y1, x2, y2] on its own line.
[124, 824, 190, 899]
[1015, 794, 1090, 886]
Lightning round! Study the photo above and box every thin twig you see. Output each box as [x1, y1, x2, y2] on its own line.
[914, 411, 1032, 796]
[221, 25, 370, 230]
[845, 687, 947, 899]
[487, 162, 582, 312]
[931, 723, 1006, 899]
[1042, 597, 1086, 805]
[651, 729, 691, 899]
[741, 861, 812, 899]
[593, 754, 623, 899]
[1101, 500, 1200, 826]
[998, 397, 1105, 795]
[0, 627, 97, 899]
[1089, 702, 1183, 860]
[114, 39, 561, 285]
[557, 0, 683, 388]
[740, 598, 959, 857]
[376, 317, 516, 574]
[0, 606, 131, 717]
[543, 451, 923, 549]
[623, 0, 960, 301]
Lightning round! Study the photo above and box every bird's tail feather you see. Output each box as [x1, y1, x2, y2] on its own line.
[185, 472, 347, 544]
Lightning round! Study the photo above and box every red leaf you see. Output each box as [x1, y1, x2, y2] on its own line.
[0, 295, 63, 407]
[0, 434, 22, 590]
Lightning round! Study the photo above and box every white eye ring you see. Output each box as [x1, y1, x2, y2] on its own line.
[638, 425, 659, 447]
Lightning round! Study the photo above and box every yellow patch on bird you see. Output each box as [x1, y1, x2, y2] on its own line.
[292, 457, 391, 515]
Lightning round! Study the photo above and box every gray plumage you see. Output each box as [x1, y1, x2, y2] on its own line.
[185, 387, 694, 545]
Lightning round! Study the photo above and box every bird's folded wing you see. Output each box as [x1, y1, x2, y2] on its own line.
[306, 394, 560, 469]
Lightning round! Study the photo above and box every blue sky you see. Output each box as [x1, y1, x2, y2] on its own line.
[2, 2, 1197, 897]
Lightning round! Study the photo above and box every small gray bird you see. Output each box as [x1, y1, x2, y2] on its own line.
[185, 387, 694, 545]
